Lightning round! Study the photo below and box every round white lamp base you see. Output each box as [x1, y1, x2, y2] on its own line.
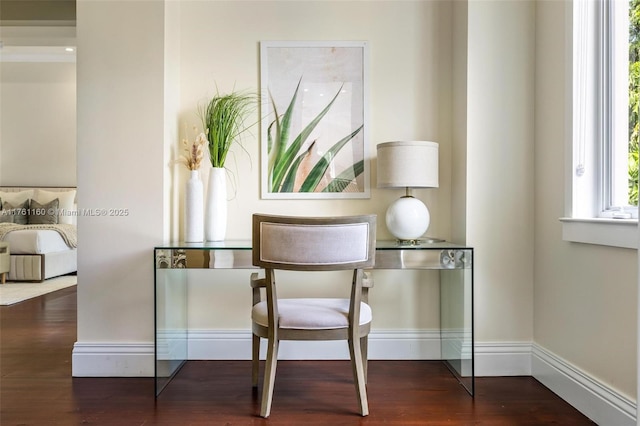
[385, 196, 430, 241]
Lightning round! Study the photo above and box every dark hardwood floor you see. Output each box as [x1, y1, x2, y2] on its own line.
[0, 287, 595, 425]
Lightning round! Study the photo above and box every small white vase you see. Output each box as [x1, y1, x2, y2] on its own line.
[185, 170, 204, 242]
[205, 167, 227, 241]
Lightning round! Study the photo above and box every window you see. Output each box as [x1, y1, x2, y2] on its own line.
[606, 0, 638, 216]
[563, 0, 638, 249]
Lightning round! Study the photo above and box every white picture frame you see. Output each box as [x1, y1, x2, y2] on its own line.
[260, 41, 370, 199]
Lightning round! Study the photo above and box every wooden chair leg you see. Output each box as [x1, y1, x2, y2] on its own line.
[361, 335, 368, 384]
[252, 334, 260, 388]
[0, 272, 5, 284]
[349, 336, 369, 416]
[260, 337, 279, 418]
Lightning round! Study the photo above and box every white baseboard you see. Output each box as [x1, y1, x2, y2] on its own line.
[72, 342, 155, 377]
[475, 342, 532, 376]
[188, 329, 443, 360]
[73, 331, 532, 376]
[72, 330, 446, 376]
[532, 344, 636, 426]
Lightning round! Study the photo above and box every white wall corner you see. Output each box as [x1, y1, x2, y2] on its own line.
[532, 344, 636, 426]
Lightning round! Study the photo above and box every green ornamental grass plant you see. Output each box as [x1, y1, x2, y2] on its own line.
[200, 89, 256, 168]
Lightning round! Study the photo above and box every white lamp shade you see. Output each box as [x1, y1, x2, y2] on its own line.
[377, 141, 439, 188]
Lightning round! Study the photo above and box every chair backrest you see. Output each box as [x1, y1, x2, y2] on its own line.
[252, 214, 376, 271]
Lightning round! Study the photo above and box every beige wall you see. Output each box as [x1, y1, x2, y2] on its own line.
[0, 60, 76, 186]
[535, 0, 637, 399]
[177, 0, 452, 239]
[466, 0, 536, 344]
[74, 0, 537, 371]
[74, 1, 462, 368]
[76, 0, 167, 346]
[175, 0, 455, 332]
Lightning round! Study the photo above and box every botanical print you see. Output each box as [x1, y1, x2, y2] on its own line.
[260, 42, 369, 199]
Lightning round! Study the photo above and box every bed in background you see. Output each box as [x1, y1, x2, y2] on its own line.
[0, 187, 77, 282]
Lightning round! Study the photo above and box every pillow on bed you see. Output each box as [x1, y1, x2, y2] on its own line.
[33, 189, 76, 225]
[0, 190, 33, 206]
[28, 198, 59, 225]
[2, 200, 29, 225]
[0, 198, 12, 223]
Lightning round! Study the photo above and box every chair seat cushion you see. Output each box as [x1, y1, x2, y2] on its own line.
[252, 298, 372, 330]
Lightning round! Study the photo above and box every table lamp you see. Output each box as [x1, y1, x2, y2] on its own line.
[376, 141, 439, 243]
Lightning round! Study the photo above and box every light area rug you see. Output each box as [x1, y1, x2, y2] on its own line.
[0, 275, 77, 306]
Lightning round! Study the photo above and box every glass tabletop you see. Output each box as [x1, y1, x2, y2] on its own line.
[155, 239, 471, 250]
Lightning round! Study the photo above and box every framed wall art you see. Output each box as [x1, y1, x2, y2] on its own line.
[260, 41, 370, 199]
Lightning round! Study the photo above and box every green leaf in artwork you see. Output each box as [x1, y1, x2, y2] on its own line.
[267, 78, 365, 194]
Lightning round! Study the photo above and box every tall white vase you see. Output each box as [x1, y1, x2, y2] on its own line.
[185, 170, 204, 242]
[205, 167, 227, 241]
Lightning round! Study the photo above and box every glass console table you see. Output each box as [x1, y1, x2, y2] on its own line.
[154, 240, 474, 397]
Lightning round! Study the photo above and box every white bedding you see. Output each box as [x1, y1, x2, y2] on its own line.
[4, 229, 71, 254]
